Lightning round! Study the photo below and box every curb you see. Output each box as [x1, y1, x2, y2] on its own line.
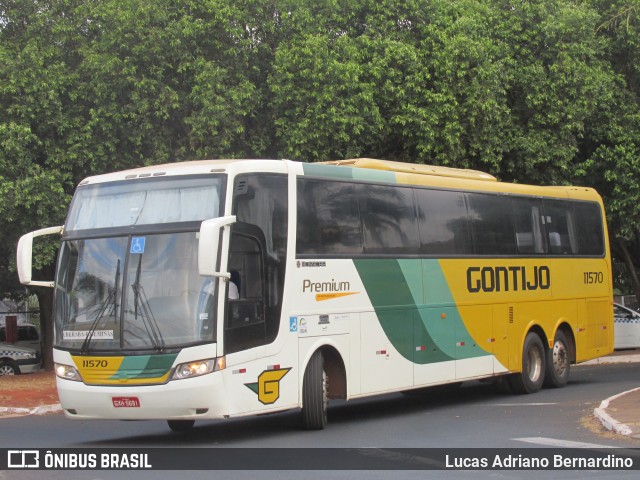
[0, 404, 62, 417]
[588, 352, 639, 437]
[581, 354, 640, 365]
[593, 387, 640, 436]
[593, 387, 640, 437]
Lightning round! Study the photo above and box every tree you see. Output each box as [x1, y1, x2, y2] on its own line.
[3, 0, 640, 366]
[0, 0, 82, 369]
[582, 0, 640, 299]
[0, 0, 266, 368]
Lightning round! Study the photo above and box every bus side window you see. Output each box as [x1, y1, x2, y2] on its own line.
[543, 200, 578, 255]
[357, 184, 419, 255]
[297, 179, 363, 255]
[512, 197, 546, 254]
[467, 193, 516, 255]
[226, 230, 266, 353]
[415, 189, 472, 255]
[228, 174, 288, 353]
[573, 202, 605, 256]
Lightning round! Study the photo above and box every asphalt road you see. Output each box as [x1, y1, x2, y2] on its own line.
[1, 362, 639, 480]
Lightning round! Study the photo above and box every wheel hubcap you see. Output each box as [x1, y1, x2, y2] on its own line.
[0, 366, 15, 375]
[527, 347, 543, 382]
[321, 370, 329, 414]
[552, 341, 568, 376]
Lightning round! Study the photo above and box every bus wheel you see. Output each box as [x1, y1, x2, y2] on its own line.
[508, 332, 546, 394]
[301, 351, 328, 430]
[167, 420, 195, 432]
[544, 330, 570, 388]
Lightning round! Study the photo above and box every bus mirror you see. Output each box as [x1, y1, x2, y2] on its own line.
[17, 226, 64, 288]
[199, 215, 236, 277]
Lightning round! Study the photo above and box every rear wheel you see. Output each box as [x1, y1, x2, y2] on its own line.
[301, 351, 328, 430]
[167, 420, 195, 432]
[544, 330, 571, 388]
[0, 361, 19, 375]
[508, 332, 546, 394]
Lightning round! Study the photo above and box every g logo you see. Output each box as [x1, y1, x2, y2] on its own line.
[245, 368, 291, 405]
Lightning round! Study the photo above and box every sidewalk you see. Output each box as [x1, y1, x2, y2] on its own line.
[1, 352, 638, 439]
[0, 371, 60, 418]
[595, 387, 640, 439]
[589, 350, 640, 439]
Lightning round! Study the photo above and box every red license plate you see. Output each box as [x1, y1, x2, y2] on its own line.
[112, 397, 141, 408]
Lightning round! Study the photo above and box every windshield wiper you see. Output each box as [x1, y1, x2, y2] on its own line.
[80, 260, 120, 354]
[131, 255, 165, 352]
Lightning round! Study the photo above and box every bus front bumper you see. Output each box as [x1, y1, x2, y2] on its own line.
[56, 372, 229, 420]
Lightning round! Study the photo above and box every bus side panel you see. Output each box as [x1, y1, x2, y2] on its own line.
[438, 257, 613, 367]
[355, 259, 496, 388]
[455, 304, 496, 379]
[492, 303, 511, 372]
[349, 312, 362, 396]
[222, 346, 299, 417]
[581, 299, 614, 361]
[359, 311, 413, 394]
[413, 308, 456, 386]
[422, 259, 495, 378]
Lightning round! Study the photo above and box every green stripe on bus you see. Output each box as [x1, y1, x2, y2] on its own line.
[422, 260, 489, 360]
[302, 163, 354, 180]
[302, 163, 396, 183]
[109, 354, 177, 380]
[354, 259, 490, 364]
[354, 259, 451, 363]
[352, 167, 396, 183]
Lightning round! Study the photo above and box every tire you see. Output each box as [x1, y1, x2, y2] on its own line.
[508, 332, 546, 394]
[0, 361, 19, 376]
[301, 351, 328, 430]
[495, 376, 513, 394]
[167, 419, 195, 432]
[544, 330, 571, 388]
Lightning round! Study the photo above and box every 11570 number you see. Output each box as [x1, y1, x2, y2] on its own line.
[583, 271, 604, 284]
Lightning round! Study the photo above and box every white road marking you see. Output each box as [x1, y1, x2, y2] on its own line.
[514, 437, 616, 449]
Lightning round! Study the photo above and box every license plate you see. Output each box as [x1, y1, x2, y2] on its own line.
[112, 397, 140, 408]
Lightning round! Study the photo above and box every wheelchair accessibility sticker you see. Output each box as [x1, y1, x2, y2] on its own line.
[245, 368, 291, 405]
[130, 237, 146, 254]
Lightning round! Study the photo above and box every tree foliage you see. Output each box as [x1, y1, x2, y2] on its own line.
[2, 0, 640, 328]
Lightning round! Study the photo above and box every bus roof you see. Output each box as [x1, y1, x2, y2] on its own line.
[315, 158, 601, 203]
[320, 158, 498, 182]
[76, 157, 601, 203]
[77, 159, 285, 185]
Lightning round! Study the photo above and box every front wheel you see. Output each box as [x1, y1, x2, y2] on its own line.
[508, 332, 546, 394]
[301, 351, 328, 430]
[167, 419, 195, 432]
[0, 361, 19, 375]
[544, 330, 571, 388]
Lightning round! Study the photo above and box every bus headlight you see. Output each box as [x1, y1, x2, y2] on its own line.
[172, 357, 225, 380]
[55, 363, 83, 382]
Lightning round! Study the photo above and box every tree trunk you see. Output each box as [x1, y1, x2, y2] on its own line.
[617, 238, 640, 301]
[35, 288, 55, 371]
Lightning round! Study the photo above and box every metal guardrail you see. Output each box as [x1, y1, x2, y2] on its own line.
[614, 295, 638, 310]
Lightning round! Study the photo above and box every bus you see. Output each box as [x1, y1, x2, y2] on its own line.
[17, 158, 613, 431]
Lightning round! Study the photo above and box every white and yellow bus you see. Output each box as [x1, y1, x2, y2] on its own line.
[17, 158, 613, 430]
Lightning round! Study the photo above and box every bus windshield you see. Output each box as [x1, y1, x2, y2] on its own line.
[65, 176, 223, 231]
[54, 175, 224, 352]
